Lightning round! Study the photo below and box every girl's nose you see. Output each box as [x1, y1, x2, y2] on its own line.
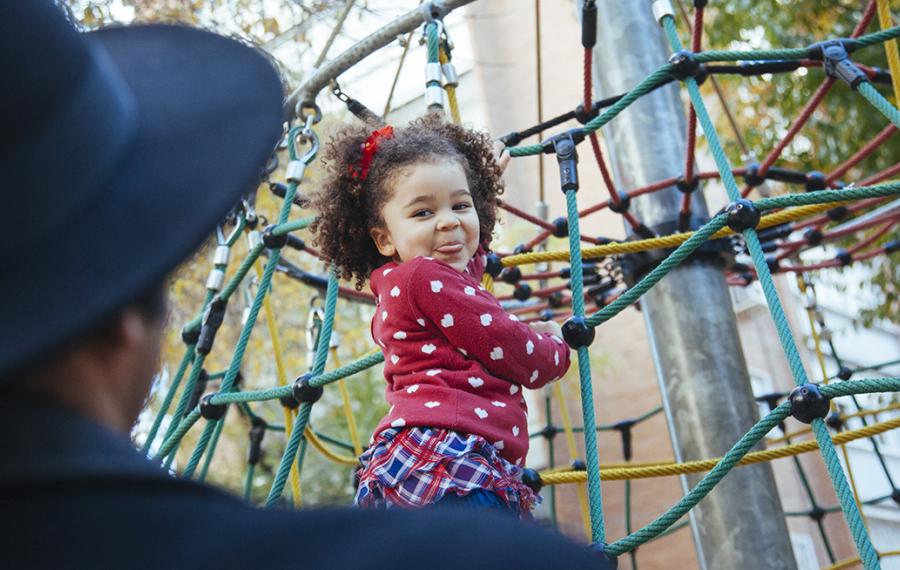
[436, 211, 461, 230]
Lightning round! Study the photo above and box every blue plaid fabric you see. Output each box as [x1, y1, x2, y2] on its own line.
[355, 427, 539, 517]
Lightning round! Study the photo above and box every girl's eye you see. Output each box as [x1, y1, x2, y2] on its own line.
[453, 202, 472, 211]
[413, 209, 432, 218]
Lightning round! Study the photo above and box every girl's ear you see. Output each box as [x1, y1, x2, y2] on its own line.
[370, 226, 396, 258]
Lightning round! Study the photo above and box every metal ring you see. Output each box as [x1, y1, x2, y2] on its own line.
[295, 100, 323, 124]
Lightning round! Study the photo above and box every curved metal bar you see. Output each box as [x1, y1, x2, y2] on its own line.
[286, 0, 476, 114]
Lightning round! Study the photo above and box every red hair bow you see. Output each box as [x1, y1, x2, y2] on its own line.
[350, 125, 394, 181]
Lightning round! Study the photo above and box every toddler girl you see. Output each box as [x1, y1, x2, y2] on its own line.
[310, 115, 571, 517]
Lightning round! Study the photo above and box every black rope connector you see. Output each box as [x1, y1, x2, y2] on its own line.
[500, 266, 522, 285]
[186, 369, 210, 412]
[279, 393, 300, 409]
[812, 39, 867, 90]
[758, 223, 793, 242]
[248, 417, 266, 466]
[262, 224, 288, 249]
[607, 191, 631, 214]
[668, 50, 702, 81]
[885, 240, 900, 254]
[562, 316, 595, 348]
[788, 384, 830, 424]
[181, 325, 200, 345]
[570, 459, 587, 471]
[485, 252, 503, 278]
[834, 249, 852, 266]
[676, 174, 700, 194]
[197, 296, 227, 355]
[539, 309, 555, 322]
[521, 468, 543, 493]
[613, 419, 637, 461]
[292, 373, 324, 405]
[825, 411, 844, 431]
[552, 216, 569, 238]
[805, 171, 827, 192]
[725, 199, 761, 232]
[581, 0, 597, 49]
[513, 243, 533, 255]
[268, 181, 306, 208]
[766, 255, 781, 274]
[891, 488, 900, 506]
[199, 393, 228, 420]
[540, 424, 560, 440]
[286, 235, 306, 251]
[837, 366, 853, 381]
[808, 505, 826, 522]
[743, 163, 765, 188]
[827, 205, 849, 221]
[547, 290, 565, 309]
[542, 129, 585, 194]
[804, 228, 824, 247]
[513, 283, 532, 301]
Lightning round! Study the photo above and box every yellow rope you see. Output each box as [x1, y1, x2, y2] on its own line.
[439, 46, 462, 124]
[255, 262, 303, 506]
[552, 381, 592, 539]
[331, 347, 363, 456]
[502, 201, 845, 267]
[540, 415, 900, 484]
[824, 549, 900, 570]
[766, 402, 900, 445]
[482, 272, 494, 293]
[876, 0, 900, 106]
[303, 426, 359, 467]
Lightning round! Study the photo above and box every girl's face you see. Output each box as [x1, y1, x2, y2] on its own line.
[370, 159, 479, 273]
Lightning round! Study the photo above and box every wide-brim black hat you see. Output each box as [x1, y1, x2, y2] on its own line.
[0, 2, 284, 377]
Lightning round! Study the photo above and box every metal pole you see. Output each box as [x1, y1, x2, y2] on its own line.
[587, 2, 797, 568]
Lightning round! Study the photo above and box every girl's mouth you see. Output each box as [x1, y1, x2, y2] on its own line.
[435, 242, 464, 254]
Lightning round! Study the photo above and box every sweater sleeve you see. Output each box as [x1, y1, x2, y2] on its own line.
[406, 258, 570, 388]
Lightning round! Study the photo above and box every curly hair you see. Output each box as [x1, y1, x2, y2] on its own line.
[309, 114, 505, 290]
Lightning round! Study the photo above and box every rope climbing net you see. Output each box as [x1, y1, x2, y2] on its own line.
[140, 1, 900, 568]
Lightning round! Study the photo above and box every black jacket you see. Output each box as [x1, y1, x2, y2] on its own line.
[0, 396, 602, 569]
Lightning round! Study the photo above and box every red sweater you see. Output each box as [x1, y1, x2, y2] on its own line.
[369, 253, 571, 464]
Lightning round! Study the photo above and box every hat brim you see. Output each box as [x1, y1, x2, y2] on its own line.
[2, 25, 284, 375]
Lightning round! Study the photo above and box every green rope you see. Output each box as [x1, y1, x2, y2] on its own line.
[857, 81, 900, 129]
[564, 188, 606, 544]
[243, 462, 256, 501]
[140, 345, 194, 455]
[197, 415, 226, 482]
[265, 269, 340, 506]
[663, 14, 879, 566]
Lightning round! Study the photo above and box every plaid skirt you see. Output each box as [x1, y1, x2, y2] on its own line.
[354, 427, 539, 517]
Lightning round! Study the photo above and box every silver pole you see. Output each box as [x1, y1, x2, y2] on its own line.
[587, 1, 797, 568]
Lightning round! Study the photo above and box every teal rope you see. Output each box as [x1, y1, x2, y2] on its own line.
[197, 415, 226, 482]
[851, 25, 900, 49]
[607, 402, 791, 555]
[265, 269, 340, 506]
[663, 13, 879, 566]
[140, 345, 194, 455]
[585, 214, 728, 327]
[155, 408, 202, 460]
[160, 352, 208, 467]
[426, 22, 439, 64]
[857, 81, 900, 129]
[509, 66, 673, 157]
[564, 188, 606, 544]
[272, 215, 316, 236]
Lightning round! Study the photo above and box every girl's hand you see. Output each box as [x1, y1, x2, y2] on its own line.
[492, 140, 510, 174]
[529, 320, 563, 340]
